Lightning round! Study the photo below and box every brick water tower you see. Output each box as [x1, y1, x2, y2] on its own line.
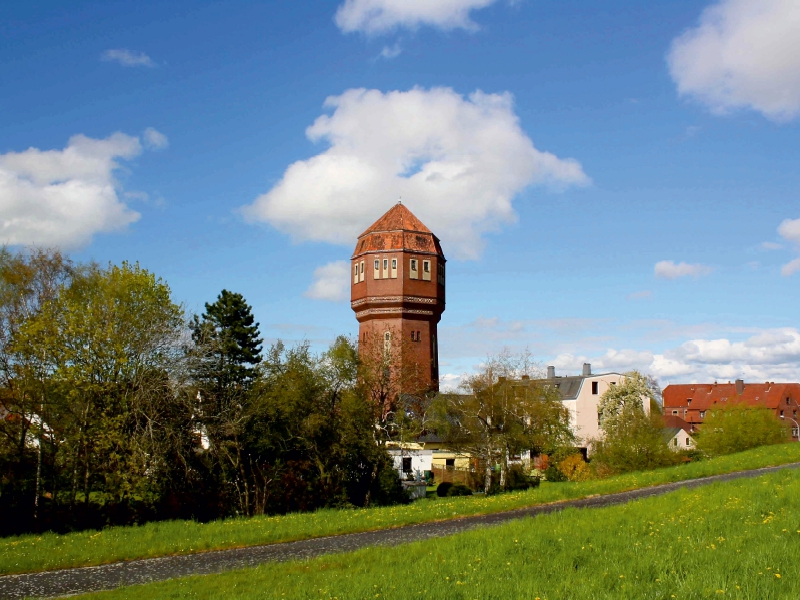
[351, 203, 446, 392]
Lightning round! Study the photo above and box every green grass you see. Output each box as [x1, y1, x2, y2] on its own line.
[79, 466, 800, 600]
[2, 442, 800, 576]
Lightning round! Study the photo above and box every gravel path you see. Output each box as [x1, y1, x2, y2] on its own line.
[2, 462, 798, 599]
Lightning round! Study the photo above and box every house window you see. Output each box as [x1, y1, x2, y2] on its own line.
[685, 437, 691, 446]
[374, 259, 380, 279]
[687, 398, 692, 406]
[672, 410, 678, 416]
[445, 458, 455, 467]
[410, 259, 419, 279]
[780, 410, 785, 418]
[391, 258, 397, 278]
[788, 398, 791, 406]
[592, 381, 599, 395]
[383, 258, 389, 278]
[672, 438, 678, 447]
[422, 260, 431, 281]
[359, 261, 364, 282]
[416, 331, 421, 342]
[402, 457, 412, 473]
[700, 411, 706, 418]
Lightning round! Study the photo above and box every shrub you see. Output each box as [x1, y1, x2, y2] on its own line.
[558, 454, 593, 482]
[696, 403, 789, 456]
[436, 482, 454, 497]
[505, 464, 541, 490]
[446, 484, 473, 497]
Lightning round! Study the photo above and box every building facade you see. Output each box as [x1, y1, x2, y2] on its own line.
[663, 380, 800, 439]
[351, 203, 446, 391]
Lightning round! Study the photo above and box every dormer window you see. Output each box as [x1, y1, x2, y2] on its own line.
[687, 398, 692, 406]
[410, 259, 419, 279]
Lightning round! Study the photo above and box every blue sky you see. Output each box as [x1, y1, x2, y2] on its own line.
[2, 0, 799, 386]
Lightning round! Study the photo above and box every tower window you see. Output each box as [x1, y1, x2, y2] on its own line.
[391, 258, 397, 278]
[422, 260, 431, 281]
[374, 259, 380, 279]
[382, 258, 389, 278]
[359, 261, 364, 282]
[410, 259, 419, 279]
[353, 264, 359, 284]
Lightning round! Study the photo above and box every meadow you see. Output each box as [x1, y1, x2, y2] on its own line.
[2, 442, 799, 576]
[79, 465, 800, 600]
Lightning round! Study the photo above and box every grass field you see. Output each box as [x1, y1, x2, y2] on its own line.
[79, 466, 800, 599]
[2, 443, 799, 576]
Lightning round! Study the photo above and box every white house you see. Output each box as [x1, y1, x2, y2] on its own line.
[386, 443, 433, 478]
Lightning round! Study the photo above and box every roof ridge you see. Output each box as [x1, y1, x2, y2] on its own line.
[359, 203, 432, 238]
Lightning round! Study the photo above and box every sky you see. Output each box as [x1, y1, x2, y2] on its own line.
[1, 0, 800, 387]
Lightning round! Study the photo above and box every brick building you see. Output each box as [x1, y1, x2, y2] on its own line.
[351, 203, 446, 391]
[662, 379, 800, 439]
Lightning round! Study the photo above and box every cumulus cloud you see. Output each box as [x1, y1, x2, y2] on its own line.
[304, 261, 351, 302]
[378, 43, 402, 59]
[242, 87, 589, 259]
[101, 49, 155, 68]
[654, 260, 713, 280]
[0, 131, 159, 248]
[335, 0, 501, 34]
[551, 329, 800, 384]
[667, 0, 800, 121]
[143, 127, 169, 150]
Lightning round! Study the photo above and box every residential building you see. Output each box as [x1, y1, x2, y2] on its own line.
[662, 415, 696, 451]
[662, 380, 800, 439]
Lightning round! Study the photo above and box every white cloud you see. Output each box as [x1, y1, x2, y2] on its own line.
[242, 87, 589, 259]
[378, 43, 402, 59]
[0, 131, 157, 248]
[778, 217, 800, 275]
[667, 0, 800, 121]
[143, 127, 169, 150]
[101, 49, 155, 68]
[304, 261, 351, 302]
[335, 0, 501, 34]
[761, 241, 783, 250]
[781, 258, 800, 277]
[654, 260, 713, 280]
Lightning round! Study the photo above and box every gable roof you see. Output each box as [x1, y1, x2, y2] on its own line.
[663, 382, 800, 411]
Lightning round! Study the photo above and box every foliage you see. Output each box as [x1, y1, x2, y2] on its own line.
[504, 463, 541, 490]
[4, 441, 798, 576]
[558, 453, 593, 482]
[436, 482, 453, 497]
[592, 371, 680, 474]
[431, 350, 574, 492]
[445, 483, 472, 497]
[695, 401, 789, 456]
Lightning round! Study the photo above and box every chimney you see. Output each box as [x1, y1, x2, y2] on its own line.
[582, 363, 592, 377]
[735, 379, 744, 395]
[547, 366, 555, 379]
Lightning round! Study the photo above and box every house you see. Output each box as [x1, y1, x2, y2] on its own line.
[662, 415, 695, 451]
[511, 363, 635, 455]
[663, 380, 800, 440]
[386, 442, 433, 477]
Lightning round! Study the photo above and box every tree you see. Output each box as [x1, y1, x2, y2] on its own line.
[591, 371, 678, 474]
[695, 402, 789, 456]
[431, 351, 574, 492]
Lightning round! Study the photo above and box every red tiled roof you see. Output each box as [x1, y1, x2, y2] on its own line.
[662, 415, 691, 431]
[663, 382, 800, 411]
[359, 203, 432, 237]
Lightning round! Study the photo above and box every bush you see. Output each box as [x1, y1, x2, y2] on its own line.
[436, 482, 454, 497]
[696, 403, 790, 456]
[558, 454, 593, 482]
[446, 484, 473, 497]
[505, 464, 541, 490]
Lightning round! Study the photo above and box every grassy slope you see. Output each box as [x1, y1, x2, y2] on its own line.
[2, 443, 800, 576]
[81, 467, 800, 600]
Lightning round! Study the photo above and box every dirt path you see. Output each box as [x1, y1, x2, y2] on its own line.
[2, 462, 797, 599]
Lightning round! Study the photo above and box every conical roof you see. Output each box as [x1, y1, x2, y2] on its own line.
[353, 203, 443, 258]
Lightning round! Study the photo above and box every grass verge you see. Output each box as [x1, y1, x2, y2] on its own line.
[80, 464, 800, 599]
[2, 442, 800, 576]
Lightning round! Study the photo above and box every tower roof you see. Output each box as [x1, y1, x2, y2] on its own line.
[359, 203, 432, 237]
[353, 203, 444, 258]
